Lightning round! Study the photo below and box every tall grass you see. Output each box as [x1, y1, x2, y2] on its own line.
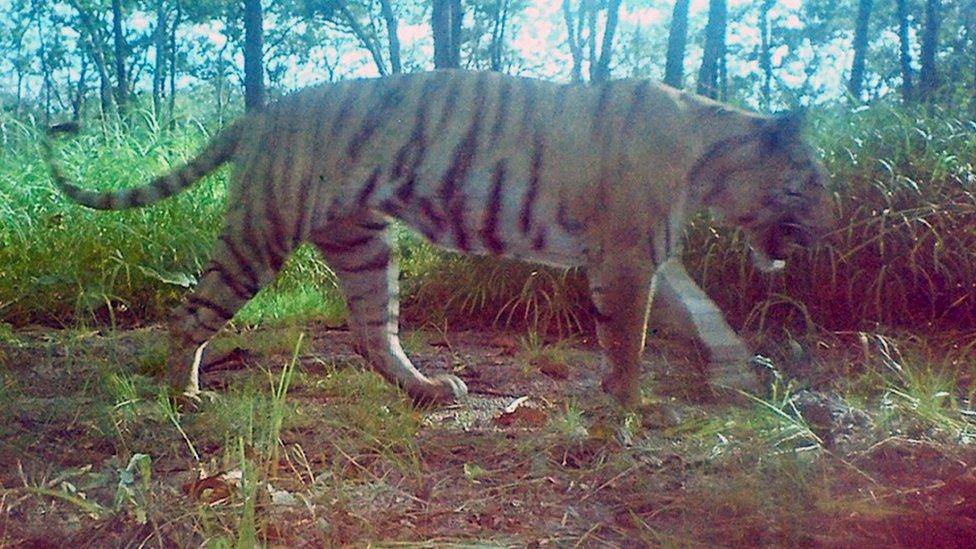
[2, 100, 974, 336]
[0, 111, 336, 326]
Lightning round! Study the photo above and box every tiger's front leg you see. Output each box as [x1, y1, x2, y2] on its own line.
[313, 214, 467, 405]
[587, 257, 656, 409]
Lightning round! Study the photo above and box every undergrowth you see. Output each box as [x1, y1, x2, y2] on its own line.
[2, 99, 975, 338]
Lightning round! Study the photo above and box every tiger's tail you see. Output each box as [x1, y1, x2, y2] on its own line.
[43, 120, 244, 210]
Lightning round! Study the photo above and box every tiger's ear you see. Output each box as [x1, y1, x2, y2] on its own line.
[761, 110, 805, 150]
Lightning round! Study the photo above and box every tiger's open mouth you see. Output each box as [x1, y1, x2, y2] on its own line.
[749, 219, 811, 272]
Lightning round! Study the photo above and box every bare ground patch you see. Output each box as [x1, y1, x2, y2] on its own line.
[1, 325, 975, 546]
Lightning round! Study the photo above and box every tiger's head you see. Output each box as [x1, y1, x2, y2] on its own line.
[690, 110, 834, 272]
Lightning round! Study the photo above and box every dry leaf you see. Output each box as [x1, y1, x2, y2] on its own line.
[496, 406, 548, 427]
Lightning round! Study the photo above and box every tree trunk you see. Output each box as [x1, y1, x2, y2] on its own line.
[111, 0, 128, 114]
[562, 0, 584, 82]
[759, 0, 774, 110]
[432, 0, 462, 69]
[586, 2, 597, 70]
[697, 0, 726, 99]
[68, 0, 114, 117]
[33, 1, 52, 122]
[153, 0, 167, 118]
[337, 3, 388, 75]
[243, 0, 265, 111]
[489, 0, 509, 72]
[663, 0, 690, 89]
[918, 0, 941, 102]
[969, 0, 976, 102]
[848, 0, 872, 102]
[590, 0, 622, 83]
[450, 0, 462, 66]
[169, 2, 181, 125]
[896, 0, 913, 102]
[379, 0, 401, 74]
[72, 57, 89, 121]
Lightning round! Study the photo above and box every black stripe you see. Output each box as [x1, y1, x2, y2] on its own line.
[392, 76, 437, 180]
[357, 220, 389, 231]
[532, 227, 547, 251]
[390, 79, 438, 206]
[489, 77, 513, 146]
[556, 199, 582, 234]
[317, 235, 374, 255]
[99, 193, 116, 209]
[440, 74, 488, 251]
[288, 94, 317, 248]
[686, 134, 756, 190]
[592, 82, 614, 138]
[589, 302, 612, 324]
[157, 174, 181, 196]
[378, 199, 401, 217]
[420, 197, 447, 232]
[187, 294, 234, 321]
[648, 230, 660, 266]
[201, 263, 253, 302]
[479, 161, 506, 255]
[448, 194, 470, 251]
[330, 83, 362, 140]
[218, 234, 261, 290]
[129, 187, 149, 207]
[519, 134, 545, 235]
[417, 225, 440, 242]
[435, 76, 464, 134]
[264, 117, 299, 264]
[518, 80, 538, 143]
[346, 81, 406, 161]
[260, 112, 289, 270]
[626, 81, 649, 131]
[264, 211, 287, 271]
[340, 249, 391, 273]
[356, 169, 382, 206]
[241, 211, 268, 271]
[664, 222, 672, 257]
[364, 318, 389, 328]
[553, 82, 573, 119]
[395, 175, 416, 204]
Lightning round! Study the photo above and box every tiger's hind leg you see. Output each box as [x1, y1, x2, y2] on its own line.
[313, 212, 467, 405]
[166, 216, 287, 398]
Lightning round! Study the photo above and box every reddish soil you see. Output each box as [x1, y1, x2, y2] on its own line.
[1, 326, 975, 547]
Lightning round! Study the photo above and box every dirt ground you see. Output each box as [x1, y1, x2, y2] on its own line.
[2, 325, 976, 547]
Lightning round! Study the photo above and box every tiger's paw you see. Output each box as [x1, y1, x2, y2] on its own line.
[413, 374, 468, 406]
[172, 389, 220, 413]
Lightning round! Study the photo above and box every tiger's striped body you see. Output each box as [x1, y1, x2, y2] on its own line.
[46, 70, 832, 406]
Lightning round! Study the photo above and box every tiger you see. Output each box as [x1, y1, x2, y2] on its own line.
[44, 70, 833, 408]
